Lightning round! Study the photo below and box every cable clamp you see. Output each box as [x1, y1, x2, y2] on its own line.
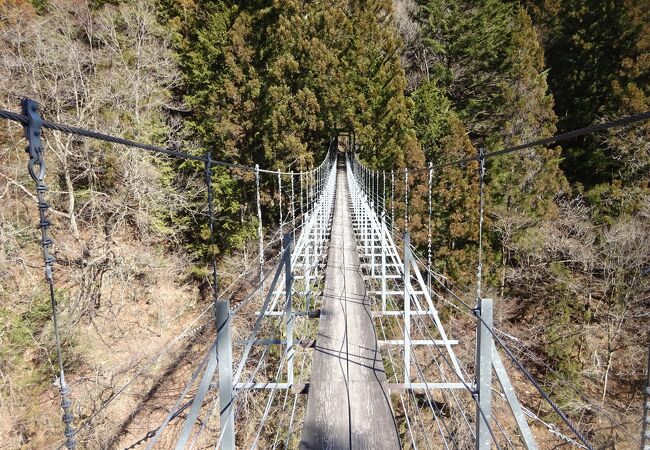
[22, 99, 45, 182]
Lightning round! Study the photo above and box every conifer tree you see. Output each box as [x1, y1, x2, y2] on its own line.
[416, 0, 514, 138]
[412, 1, 568, 291]
[163, 0, 427, 257]
[524, 0, 649, 187]
[160, 0, 251, 260]
[487, 5, 568, 293]
[412, 81, 478, 286]
[412, 81, 479, 284]
[336, 0, 427, 242]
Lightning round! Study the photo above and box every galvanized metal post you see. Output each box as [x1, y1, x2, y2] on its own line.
[284, 234, 295, 385]
[310, 171, 315, 218]
[372, 170, 378, 277]
[255, 164, 264, 285]
[427, 161, 433, 291]
[278, 171, 284, 253]
[476, 297, 494, 450]
[314, 169, 319, 254]
[357, 163, 361, 221]
[320, 168, 326, 248]
[353, 161, 359, 225]
[304, 216, 312, 311]
[362, 167, 370, 256]
[217, 300, 235, 450]
[361, 165, 365, 248]
[390, 170, 395, 229]
[403, 232, 412, 384]
[299, 172, 304, 231]
[642, 336, 650, 450]
[313, 198, 319, 281]
[404, 168, 409, 232]
[290, 172, 296, 244]
[374, 170, 378, 213]
[382, 171, 386, 219]
[370, 173, 376, 277]
[381, 211, 387, 314]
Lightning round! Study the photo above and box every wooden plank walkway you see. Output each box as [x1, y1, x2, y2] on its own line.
[300, 166, 400, 450]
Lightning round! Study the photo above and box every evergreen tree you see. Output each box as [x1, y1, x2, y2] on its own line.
[159, 0, 251, 262]
[337, 1, 427, 241]
[416, 0, 514, 139]
[524, 0, 649, 186]
[411, 1, 568, 291]
[412, 81, 479, 284]
[487, 5, 568, 294]
[162, 0, 426, 259]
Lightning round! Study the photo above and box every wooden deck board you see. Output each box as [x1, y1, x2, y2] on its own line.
[300, 167, 400, 450]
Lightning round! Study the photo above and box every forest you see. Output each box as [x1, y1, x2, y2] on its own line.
[0, 0, 648, 448]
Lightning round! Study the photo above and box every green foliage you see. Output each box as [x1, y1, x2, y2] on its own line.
[0, 300, 48, 353]
[29, 0, 47, 12]
[524, 0, 649, 186]
[545, 297, 583, 384]
[412, 2, 567, 289]
[0, 289, 78, 390]
[417, 0, 514, 137]
[582, 179, 648, 225]
[160, 0, 423, 267]
[404, 76, 481, 284]
[411, 81, 452, 156]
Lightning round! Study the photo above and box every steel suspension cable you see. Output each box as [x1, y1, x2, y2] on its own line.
[4, 104, 647, 179]
[20, 100, 76, 449]
[205, 153, 219, 304]
[384, 306, 436, 449]
[375, 306, 419, 448]
[392, 236, 607, 445]
[122, 250, 278, 449]
[211, 199, 333, 447]
[0, 106, 337, 175]
[406, 110, 650, 172]
[6, 100, 334, 447]
[349, 165, 482, 449]
[144, 342, 214, 449]
[250, 326, 291, 448]
[383, 283, 497, 449]
[350, 161, 505, 449]
[161, 183, 330, 441]
[382, 295, 459, 450]
[347, 163, 415, 448]
[396, 218, 594, 449]
[63, 242, 274, 449]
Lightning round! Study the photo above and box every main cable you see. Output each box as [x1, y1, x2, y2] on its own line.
[349, 110, 650, 174]
[0, 106, 332, 175]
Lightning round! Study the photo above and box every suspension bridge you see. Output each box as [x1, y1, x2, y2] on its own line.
[1, 99, 649, 449]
